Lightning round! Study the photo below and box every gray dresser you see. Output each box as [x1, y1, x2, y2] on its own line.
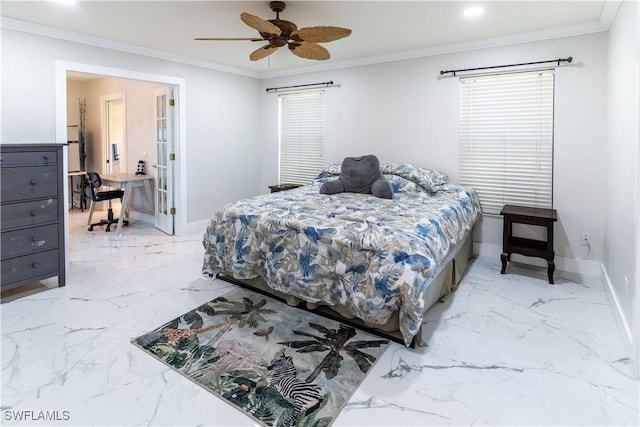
[1, 144, 66, 291]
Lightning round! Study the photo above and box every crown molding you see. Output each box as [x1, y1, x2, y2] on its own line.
[0, 16, 262, 79]
[260, 20, 611, 79]
[599, 0, 622, 31]
[2, 3, 617, 81]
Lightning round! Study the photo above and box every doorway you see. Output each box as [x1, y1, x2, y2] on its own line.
[101, 94, 126, 174]
[57, 61, 187, 242]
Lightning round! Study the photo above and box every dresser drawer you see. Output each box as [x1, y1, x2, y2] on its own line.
[0, 150, 57, 166]
[1, 199, 58, 230]
[1, 249, 59, 286]
[0, 144, 65, 290]
[1, 166, 58, 202]
[1, 224, 59, 260]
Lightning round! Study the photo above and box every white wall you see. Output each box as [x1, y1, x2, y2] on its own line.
[1, 28, 262, 228]
[604, 0, 640, 365]
[260, 33, 608, 271]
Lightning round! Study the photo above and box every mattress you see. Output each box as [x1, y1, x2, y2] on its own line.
[203, 163, 481, 346]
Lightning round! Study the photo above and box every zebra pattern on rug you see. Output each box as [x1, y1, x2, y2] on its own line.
[132, 286, 390, 427]
[267, 353, 324, 426]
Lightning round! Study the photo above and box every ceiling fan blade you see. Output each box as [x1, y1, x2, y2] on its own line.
[290, 26, 352, 43]
[194, 37, 265, 41]
[241, 12, 282, 36]
[288, 42, 330, 61]
[250, 44, 279, 61]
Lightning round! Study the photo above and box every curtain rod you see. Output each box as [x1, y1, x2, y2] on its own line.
[266, 81, 335, 93]
[440, 57, 572, 77]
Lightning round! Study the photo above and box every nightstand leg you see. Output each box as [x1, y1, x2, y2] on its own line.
[500, 253, 509, 274]
[547, 261, 555, 284]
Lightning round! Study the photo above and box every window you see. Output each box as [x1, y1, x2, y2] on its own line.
[279, 91, 325, 184]
[459, 70, 555, 215]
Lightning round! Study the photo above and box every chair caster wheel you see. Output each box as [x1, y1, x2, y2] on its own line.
[124, 220, 129, 227]
[88, 226, 93, 231]
[105, 227, 111, 232]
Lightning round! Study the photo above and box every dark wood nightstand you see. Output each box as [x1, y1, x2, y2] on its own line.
[500, 204, 558, 284]
[269, 184, 302, 193]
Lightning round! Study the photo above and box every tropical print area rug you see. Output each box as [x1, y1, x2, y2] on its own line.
[132, 286, 390, 427]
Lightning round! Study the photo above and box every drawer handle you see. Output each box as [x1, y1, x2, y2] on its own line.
[43, 155, 50, 161]
[31, 262, 38, 269]
[33, 238, 45, 246]
[30, 179, 37, 185]
[30, 211, 37, 216]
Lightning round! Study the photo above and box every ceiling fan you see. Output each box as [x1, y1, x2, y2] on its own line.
[194, 1, 352, 61]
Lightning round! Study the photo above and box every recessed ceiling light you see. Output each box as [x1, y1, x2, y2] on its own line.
[464, 6, 484, 18]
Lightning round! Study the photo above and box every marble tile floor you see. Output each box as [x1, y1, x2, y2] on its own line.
[1, 210, 639, 426]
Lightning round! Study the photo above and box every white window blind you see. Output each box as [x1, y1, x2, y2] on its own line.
[279, 91, 325, 184]
[459, 70, 555, 215]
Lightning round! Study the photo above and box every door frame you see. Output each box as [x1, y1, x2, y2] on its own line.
[634, 59, 640, 379]
[100, 93, 127, 174]
[56, 60, 187, 243]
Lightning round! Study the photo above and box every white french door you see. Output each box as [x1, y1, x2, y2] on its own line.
[154, 87, 176, 235]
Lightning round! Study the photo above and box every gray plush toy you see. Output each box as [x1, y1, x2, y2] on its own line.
[320, 155, 393, 199]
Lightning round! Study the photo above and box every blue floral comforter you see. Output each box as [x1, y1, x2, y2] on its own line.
[202, 164, 480, 346]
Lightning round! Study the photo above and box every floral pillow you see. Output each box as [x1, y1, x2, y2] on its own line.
[316, 163, 342, 179]
[384, 174, 424, 193]
[317, 162, 449, 194]
[380, 163, 449, 193]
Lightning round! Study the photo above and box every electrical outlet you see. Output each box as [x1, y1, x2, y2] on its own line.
[581, 232, 591, 246]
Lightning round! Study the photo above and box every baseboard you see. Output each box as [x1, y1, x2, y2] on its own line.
[473, 242, 602, 277]
[186, 218, 210, 235]
[129, 212, 209, 237]
[127, 211, 154, 224]
[601, 265, 634, 358]
[475, 241, 635, 372]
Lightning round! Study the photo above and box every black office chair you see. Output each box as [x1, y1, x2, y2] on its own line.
[86, 172, 128, 232]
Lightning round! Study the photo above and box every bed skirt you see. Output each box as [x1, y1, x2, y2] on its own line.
[215, 234, 474, 348]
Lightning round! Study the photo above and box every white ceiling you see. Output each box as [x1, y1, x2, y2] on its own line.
[1, 1, 615, 78]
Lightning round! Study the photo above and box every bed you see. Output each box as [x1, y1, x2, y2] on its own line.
[202, 163, 481, 347]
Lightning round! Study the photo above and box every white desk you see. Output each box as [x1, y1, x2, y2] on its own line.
[99, 173, 153, 234]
